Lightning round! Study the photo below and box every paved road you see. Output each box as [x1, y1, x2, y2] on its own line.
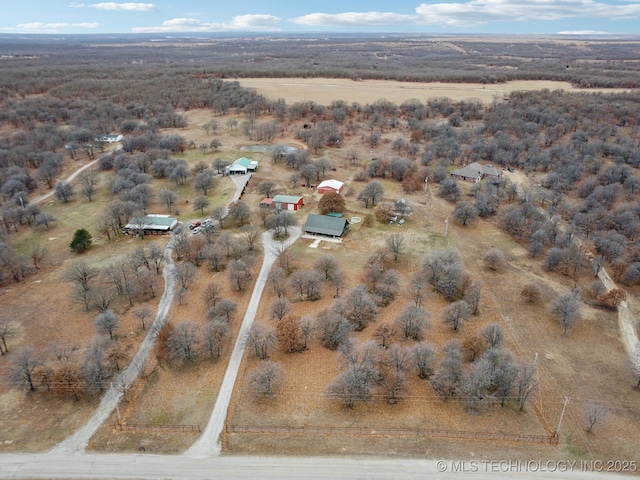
[0, 453, 627, 480]
[186, 226, 302, 457]
[50, 238, 177, 454]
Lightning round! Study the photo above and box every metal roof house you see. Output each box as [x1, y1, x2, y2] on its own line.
[303, 214, 350, 238]
[316, 179, 344, 194]
[272, 194, 304, 211]
[451, 162, 503, 183]
[124, 214, 178, 236]
[97, 134, 123, 143]
[225, 157, 259, 175]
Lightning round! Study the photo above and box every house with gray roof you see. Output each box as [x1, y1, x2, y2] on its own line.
[451, 162, 503, 183]
[303, 214, 350, 238]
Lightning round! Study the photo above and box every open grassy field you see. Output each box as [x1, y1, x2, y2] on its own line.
[238, 78, 635, 106]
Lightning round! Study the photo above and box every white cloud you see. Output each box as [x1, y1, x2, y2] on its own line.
[88, 2, 156, 12]
[132, 14, 281, 32]
[291, 12, 418, 26]
[292, 1, 640, 28]
[68, 2, 85, 7]
[557, 30, 610, 34]
[13, 22, 99, 32]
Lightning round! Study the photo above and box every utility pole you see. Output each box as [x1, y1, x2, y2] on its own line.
[444, 217, 449, 238]
[554, 396, 569, 440]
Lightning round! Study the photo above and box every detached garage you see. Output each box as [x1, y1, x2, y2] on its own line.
[316, 179, 344, 195]
[272, 194, 304, 211]
[303, 214, 350, 238]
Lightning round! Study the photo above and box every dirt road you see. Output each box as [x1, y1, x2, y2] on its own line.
[50, 238, 178, 454]
[186, 226, 302, 457]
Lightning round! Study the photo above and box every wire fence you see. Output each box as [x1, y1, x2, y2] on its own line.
[226, 424, 558, 445]
[114, 422, 201, 433]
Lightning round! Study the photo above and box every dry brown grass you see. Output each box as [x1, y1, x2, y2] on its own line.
[238, 78, 634, 106]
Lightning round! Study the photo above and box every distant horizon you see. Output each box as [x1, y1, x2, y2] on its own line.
[1, 31, 640, 40]
[2, 1, 640, 36]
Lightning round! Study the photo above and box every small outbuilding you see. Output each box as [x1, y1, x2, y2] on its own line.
[316, 179, 344, 195]
[272, 194, 304, 211]
[259, 198, 274, 208]
[303, 214, 350, 238]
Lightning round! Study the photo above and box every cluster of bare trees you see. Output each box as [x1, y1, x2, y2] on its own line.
[63, 244, 164, 312]
[156, 317, 231, 365]
[325, 325, 537, 413]
[6, 336, 131, 401]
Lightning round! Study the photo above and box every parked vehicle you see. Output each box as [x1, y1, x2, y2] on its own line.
[189, 221, 201, 230]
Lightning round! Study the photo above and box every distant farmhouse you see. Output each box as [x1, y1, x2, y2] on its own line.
[97, 134, 123, 143]
[316, 179, 344, 195]
[303, 214, 350, 238]
[124, 214, 178, 236]
[451, 162, 503, 183]
[226, 157, 259, 175]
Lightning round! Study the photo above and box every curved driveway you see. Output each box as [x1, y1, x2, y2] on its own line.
[51, 239, 177, 454]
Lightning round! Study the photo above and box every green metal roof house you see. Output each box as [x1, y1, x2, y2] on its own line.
[303, 214, 350, 238]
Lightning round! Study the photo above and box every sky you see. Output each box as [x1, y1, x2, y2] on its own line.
[1, 0, 640, 35]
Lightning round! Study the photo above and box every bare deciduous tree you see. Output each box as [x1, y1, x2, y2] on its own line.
[270, 297, 291, 321]
[442, 300, 472, 332]
[132, 305, 154, 330]
[314, 254, 340, 281]
[0, 317, 17, 355]
[373, 323, 396, 349]
[481, 323, 504, 349]
[202, 319, 230, 361]
[94, 310, 120, 340]
[316, 310, 352, 350]
[207, 299, 238, 323]
[248, 360, 284, 397]
[246, 324, 278, 360]
[431, 339, 464, 398]
[585, 401, 609, 433]
[483, 246, 507, 271]
[8, 346, 42, 391]
[464, 280, 482, 315]
[339, 285, 377, 331]
[227, 258, 254, 291]
[395, 305, 430, 341]
[168, 321, 200, 363]
[176, 261, 197, 290]
[288, 269, 323, 301]
[550, 291, 582, 336]
[385, 233, 405, 262]
[202, 283, 222, 308]
[412, 342, 436, 379]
